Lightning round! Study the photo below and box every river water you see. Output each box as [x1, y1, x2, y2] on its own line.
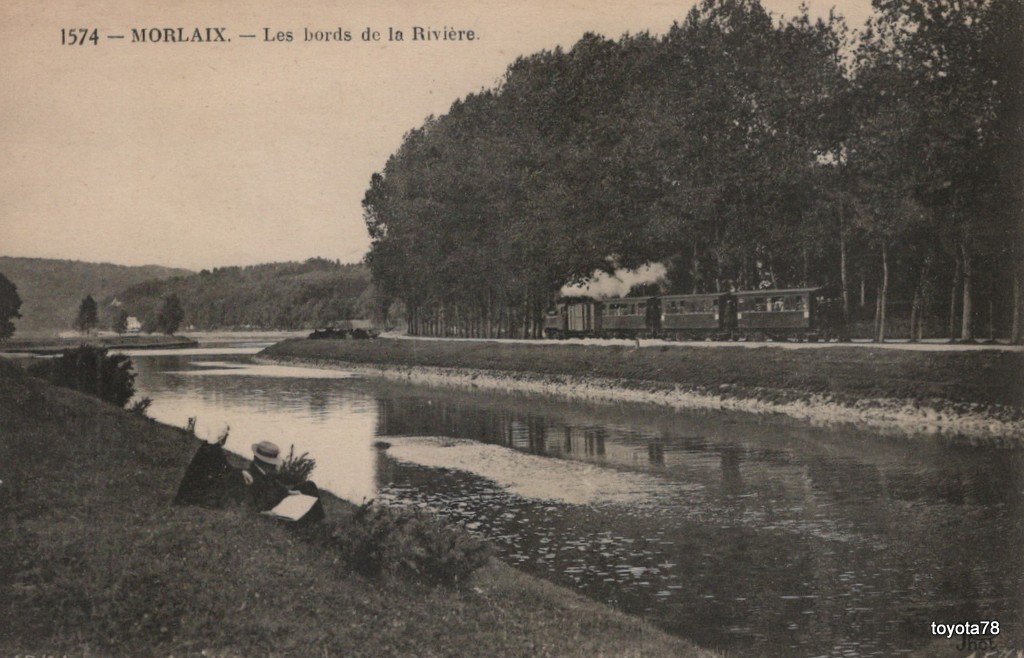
[129, 344, 1023, 657]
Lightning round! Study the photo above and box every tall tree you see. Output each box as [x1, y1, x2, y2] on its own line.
[155, 294, 185, 335]
[0, 272, 22, 339]
[869, 0, 1021, 341]
[111, 307, 129, 335]
[75, 295, 98, 334]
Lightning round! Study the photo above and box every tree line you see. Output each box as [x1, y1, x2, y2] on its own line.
[117, 259, 373, 331]
[76, 293, 184, 336]
[362, 0, 1022, 342]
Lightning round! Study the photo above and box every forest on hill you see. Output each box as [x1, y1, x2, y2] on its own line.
[0, 257, 192, 332]
[363, 0, 1023, 341]
[116, 259, 372, 331]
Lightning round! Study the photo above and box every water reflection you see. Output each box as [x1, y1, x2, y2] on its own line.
[133, 351, 1023, 657]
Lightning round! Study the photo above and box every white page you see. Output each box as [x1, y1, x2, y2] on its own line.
[261, 494, 318, 521]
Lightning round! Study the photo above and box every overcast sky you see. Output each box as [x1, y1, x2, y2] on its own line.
[1, 0, 873, 271]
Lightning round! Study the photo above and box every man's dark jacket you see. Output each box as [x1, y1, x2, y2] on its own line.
[245, 463, 290, 512]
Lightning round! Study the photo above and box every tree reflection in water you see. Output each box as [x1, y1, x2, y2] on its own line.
[133, 353, 1023, 656]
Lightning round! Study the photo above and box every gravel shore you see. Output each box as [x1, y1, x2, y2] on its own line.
[259, 340, 1024, 446]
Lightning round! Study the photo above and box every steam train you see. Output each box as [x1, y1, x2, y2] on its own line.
[543, 287, 842, 341]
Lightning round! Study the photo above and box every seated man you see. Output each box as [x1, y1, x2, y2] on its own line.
[242, 441, 291, 512]
[243, 441, 325, 525]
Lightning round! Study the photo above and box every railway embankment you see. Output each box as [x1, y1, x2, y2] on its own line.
[0, 359, 711, 657]
[261, 338, 1024, 445]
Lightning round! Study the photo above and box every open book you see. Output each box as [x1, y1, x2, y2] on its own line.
[261, 493, 320, 522]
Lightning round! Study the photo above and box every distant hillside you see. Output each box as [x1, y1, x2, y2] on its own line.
[0, 257, 192, 332]
[117, 258, 372, 331]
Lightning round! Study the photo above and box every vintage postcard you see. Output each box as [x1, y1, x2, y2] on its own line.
[1, 0, 1021, 656]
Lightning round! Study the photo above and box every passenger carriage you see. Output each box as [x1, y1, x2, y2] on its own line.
[600, 296, 659, 338]
[733, 287, 820, 340]
[659, 293, 729, 339]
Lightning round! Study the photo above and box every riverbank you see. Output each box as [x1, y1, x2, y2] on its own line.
[261, 338, 1024, 444]
[0, 361, 710, 657]
[0, 333, 198, 355]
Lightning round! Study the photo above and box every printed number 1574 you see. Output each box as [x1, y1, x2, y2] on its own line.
[61, 28, 99, 45]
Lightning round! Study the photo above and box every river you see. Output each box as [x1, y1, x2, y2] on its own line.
[128, 343, 1023, 657]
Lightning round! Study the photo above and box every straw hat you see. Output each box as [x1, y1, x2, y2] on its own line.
[252, 441, 282, 467]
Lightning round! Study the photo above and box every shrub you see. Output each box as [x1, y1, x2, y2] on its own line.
[127, 397, 153, 416]
[27, 346, 135, 407]
[278, 444, 316, 487]
[318, 501, 491, 586]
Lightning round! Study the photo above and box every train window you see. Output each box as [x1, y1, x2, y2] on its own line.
[774, 295, 806, 311]
[665, 298, 714, 315]
[749, 295, 809, 312]
[738, 296, 770, 312]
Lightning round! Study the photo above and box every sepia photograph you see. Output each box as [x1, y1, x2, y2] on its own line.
[1, 0, 1021, 656]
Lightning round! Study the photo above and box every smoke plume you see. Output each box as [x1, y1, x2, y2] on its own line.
[559, 262, 667, 299]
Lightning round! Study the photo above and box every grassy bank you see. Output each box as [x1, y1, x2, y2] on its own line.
[0, 333, 198, 354]
[0, 361, 710, 657]
[260, 338, 1024, 443]
[263, 338, 1023, 408]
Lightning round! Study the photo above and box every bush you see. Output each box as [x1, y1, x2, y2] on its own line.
[317, 501, 491, 587]
[27, 346, 135, 407]
[127, 397, 153, 416]
[278, 444, 316, 487]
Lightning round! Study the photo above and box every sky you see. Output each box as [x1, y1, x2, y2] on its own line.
[0, 0, 873, 271]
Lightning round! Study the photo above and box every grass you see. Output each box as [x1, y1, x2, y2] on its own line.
[0, 333, 198, 354]
[0, 360, 712, 657]
[262, 338, 1024, 409]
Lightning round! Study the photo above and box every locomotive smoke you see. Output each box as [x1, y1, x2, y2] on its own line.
[560, 262, 667, 299]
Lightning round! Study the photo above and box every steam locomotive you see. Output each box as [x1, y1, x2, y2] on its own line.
[543, 287, 842, 341]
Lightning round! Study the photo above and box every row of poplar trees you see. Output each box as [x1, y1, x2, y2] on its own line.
[363, 0, 1023, 342]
